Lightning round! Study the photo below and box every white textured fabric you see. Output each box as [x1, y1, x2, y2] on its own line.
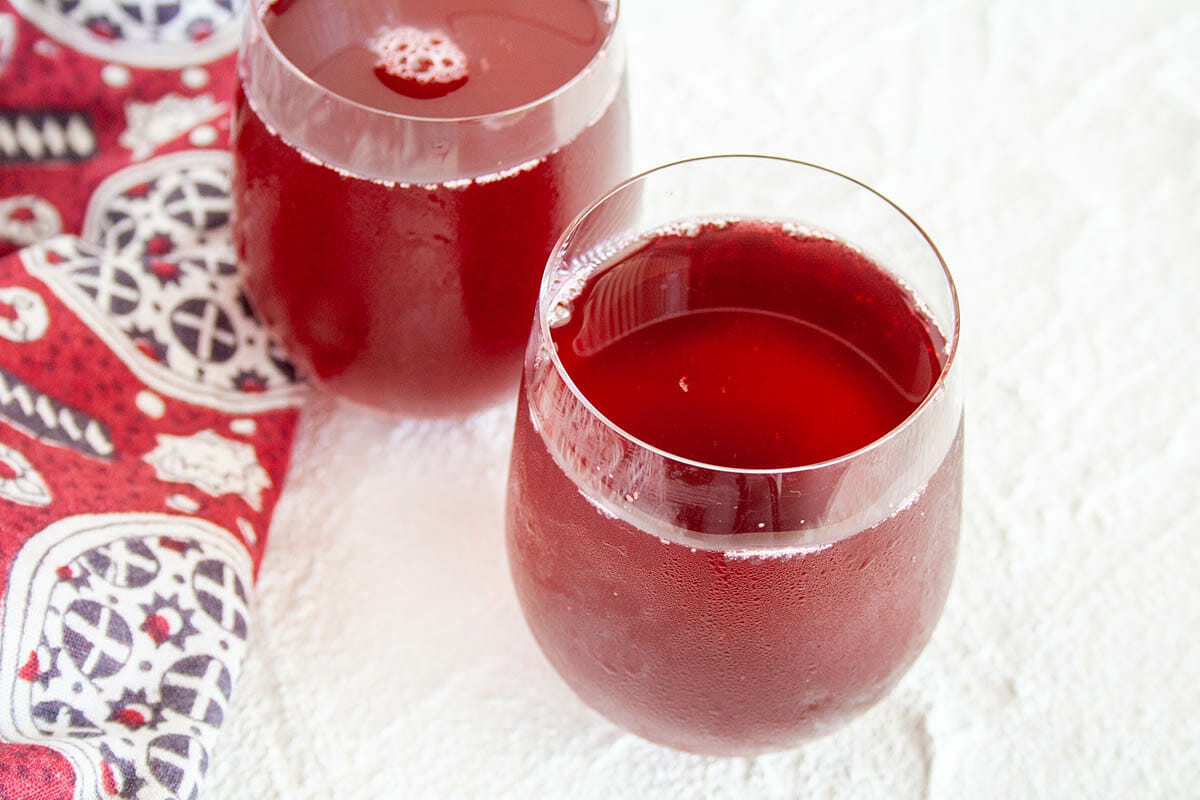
[208, 1, 1200, 797]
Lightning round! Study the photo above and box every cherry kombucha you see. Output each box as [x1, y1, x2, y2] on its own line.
[233, 0, 629, 415]
[507, 219, 962, 754]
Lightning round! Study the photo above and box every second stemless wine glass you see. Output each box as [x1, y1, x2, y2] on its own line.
[506, 156, 963, 755]
[232, 0, 629, 416]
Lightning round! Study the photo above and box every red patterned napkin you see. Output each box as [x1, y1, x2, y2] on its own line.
[0, 2, 307, 797]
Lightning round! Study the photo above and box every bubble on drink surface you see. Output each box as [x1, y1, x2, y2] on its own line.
[547, 301, 572, 327]
[475, 158, 542, 185]
[371, 26, 470, 99]
[780, 220, 837, 241]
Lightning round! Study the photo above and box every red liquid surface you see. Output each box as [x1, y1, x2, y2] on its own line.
[554, 221, 945, 468]
[233, 0, 628, 415]
[266, 0, 613, 116]
[507, 220, 961, 753]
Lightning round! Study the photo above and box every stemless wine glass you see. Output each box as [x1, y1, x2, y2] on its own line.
[232, 0, 629, 416]
[506, 155, 963, 755]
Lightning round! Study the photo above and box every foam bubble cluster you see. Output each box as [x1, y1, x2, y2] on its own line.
[371, 26, 470, 99]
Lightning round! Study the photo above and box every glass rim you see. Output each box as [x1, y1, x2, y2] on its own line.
[539, 153, 961, 478]
[245, 0, 622, 125]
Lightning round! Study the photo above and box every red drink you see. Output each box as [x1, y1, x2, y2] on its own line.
[507, 218, 962, 754]
[232, 0, 629, 415]
[554, 221, 946, 469]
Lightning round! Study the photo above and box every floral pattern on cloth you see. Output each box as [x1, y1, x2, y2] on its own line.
[0, 3, 307, 798]
[0, 0, 240, 257]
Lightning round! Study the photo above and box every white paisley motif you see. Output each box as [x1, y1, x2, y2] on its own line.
[0, 513, 252, 800]
[119, 93, 227, 160]
[0, 286, 50, 342]
[0, 441, 52, 506]
[21, 150, 306, 413]
[0, 195, 63, 247]
[143, 429, 271, 511]
[9, 0, 245, 69]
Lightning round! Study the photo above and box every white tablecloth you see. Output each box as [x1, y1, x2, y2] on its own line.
[209, 1, 1200, 797]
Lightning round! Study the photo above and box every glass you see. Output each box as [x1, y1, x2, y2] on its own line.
[505, 155, 963, 755]
[232, 0, 630, 416]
